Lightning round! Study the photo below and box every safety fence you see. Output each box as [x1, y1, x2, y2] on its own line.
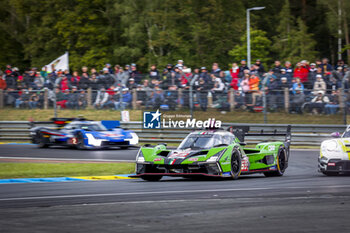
[0, 121, 346, 146]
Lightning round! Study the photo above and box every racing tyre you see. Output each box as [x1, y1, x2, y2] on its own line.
[76, 132, 86, 150]
[264, 147, 287, 177]
[37, 131, 49, 148]
[140, 175, 163, 181]
[231, 147, 242, 180]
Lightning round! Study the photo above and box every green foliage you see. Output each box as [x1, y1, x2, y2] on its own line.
[228, 29, 272, 65]
[0, 0, 347, 71]
[272, 0, 318, 64]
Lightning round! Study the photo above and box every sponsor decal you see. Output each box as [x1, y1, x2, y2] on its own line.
[169, 151, 190, 158]
[268, 145, 276, 151]
[328, 162, 336, 166]
[143, 109, 221, 129]
[269, 166, 277, 170]
[188, 157, 198, 161]
[241, 157, 249, 172]
[154, 158, 162, 162]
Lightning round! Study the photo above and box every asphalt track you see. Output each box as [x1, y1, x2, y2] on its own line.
[1, 145, 350, 232]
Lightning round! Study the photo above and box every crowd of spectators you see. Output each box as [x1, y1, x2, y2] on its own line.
[0, 58, 349, 115]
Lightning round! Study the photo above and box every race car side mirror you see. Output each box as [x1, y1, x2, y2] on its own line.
[331, 132, 341, 138]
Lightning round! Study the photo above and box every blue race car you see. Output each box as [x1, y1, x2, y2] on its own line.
[30, 118, 139, 149]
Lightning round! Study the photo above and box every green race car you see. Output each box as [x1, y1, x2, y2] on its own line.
[131, 125, 291, 181]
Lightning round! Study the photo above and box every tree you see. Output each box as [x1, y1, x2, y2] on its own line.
[272, 0, 295, 61]
[228, 29, 272, 65]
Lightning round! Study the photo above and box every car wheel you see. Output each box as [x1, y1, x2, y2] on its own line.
[76, 133, 86, 150]
[37, 132, 49, 148]
[264, 147, 287, 177]
[140, 175, 163, 181]
[231, 147, 242, 180]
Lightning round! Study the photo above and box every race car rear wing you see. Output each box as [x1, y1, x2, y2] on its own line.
[227, 125, 292, 148]
[51, 117, 87, 127]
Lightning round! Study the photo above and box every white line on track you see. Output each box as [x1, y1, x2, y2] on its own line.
[1, 185, 350, 202]
[0, 156, 134, 163]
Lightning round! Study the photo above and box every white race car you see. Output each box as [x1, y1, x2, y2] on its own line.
[319, 126, 350, 175]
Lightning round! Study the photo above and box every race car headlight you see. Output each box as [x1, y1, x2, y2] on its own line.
[206, 149, 226, 163]
[126, 132, 139, 145]
[322, 141, 341, 152]
[136, 150, 145, 163]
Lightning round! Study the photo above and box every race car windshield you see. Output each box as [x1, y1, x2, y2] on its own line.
[343, 130, 350, 138]
[77, 124, 107, 131]
[178, 135, 217, 150]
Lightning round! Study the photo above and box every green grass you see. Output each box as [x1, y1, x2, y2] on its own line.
[0, 107, 346, 124]
[0, 163, 135, 179]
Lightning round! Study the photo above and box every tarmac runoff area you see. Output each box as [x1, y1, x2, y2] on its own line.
[0, 144, 350, 232]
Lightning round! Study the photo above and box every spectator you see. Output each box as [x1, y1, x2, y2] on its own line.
[292, 78, 305, 94]
[78, 89, 87, 109]
[199, 67, 211, 84]
[114, 88, 132, 110]
[29, 92, 40, 109]
[15, 89, 30, 108]
[280, 77, 290, 89]
[89, 73, 101, 91]
[40, 66, 48, 80]
[293, 62, 309, 84]
[54, 88, 68, 109]
[56, 75, 70, 91]
[70, 71, 80, 87]
[284, 61, 293, 79]
[33, 72, 45, 89]
[164, 85, 178, 110]
[100, 67, 114, 88]
[136, 80, 153, 108]
[327, 75, 341, 91]
[79, 73, 90, 90]
[196, 78, 210, 111]
[320, 58, 333, 74]
[175, 60, 184, 70]
[149, 65, 160, 80]
[115, 67, 129, 87]
[249, 74, 260, 92]
[309, 91, 329, 114]
[127, 78, 138, 90]
[289, 88, 305, 114]
[105, 63, 113, 74]
[308, 63, 317, 85]
[0, 76, 7, 90]
[313, 75, 326, 95]
[238, 59, 249, 78]
[151, 87, 165, 109]
[211, 63, 221, 78]
[325, 90, 339, 115]
[66, 86, 79, 109]
[91, 68, 98, 76]
[272, 60, 283, 77]
[81, 66, 89, 77]
[254, 59, 265, 76]
[130, 64, 142, 84]
[94, 88, 109, 109]
[266, 75, 280, 111]
[280, 69, 291, 84]
[234, 89, 245, 109]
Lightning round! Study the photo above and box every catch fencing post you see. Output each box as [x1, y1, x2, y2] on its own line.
[44, 88, 48, 109]
[87, 88, 92, 109]
[178, 88, 182, 108]
[284, 88, 289, 113]
[0, 89, 3, 109]
[229, 89, 235, 111]
[132, 89, 137, 110]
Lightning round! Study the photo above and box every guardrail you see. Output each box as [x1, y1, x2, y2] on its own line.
[0, 121, 346, 146]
